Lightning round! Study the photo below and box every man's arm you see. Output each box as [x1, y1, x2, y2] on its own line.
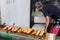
[44, 16, 51, 31]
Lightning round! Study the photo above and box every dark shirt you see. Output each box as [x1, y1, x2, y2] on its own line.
[42, 4, 60, 20]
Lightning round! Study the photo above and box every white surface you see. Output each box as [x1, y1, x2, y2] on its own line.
[1, 0, 30, 27]
[0, 0, 1, 24]
[34, 16, 45, 23]
[32, 24, 45, 30]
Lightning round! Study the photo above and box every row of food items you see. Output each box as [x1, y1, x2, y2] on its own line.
[3, 25, 45, 38]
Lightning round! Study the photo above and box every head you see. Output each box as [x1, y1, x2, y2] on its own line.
[35, 1, 43, 11]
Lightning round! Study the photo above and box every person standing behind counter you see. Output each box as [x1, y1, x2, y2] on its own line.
[35, 1, 60, 36]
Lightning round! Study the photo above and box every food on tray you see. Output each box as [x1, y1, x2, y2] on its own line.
[32, 30, 38, 35]
[11, 26, 20, 32]
[8, 25, 13, 31]
[35, 30, 41, 36]
[3, 26, 8, 30]
[26, 28, 33, 34]
[17, 28, 22, 33]
[39, 30, 45, 36]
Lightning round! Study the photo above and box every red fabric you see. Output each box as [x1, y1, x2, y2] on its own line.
[50, 26, 60, 35]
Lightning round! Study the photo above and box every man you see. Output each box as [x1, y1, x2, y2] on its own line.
[35, 1, 60, 36]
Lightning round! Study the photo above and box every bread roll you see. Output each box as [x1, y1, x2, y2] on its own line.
[26, 28, 33, 34]
[17, 28, 22, 33]
[3, 26, 8, 30]
[20, 28, 27, 33]
[39, 30, 45, 36]
[32, 30, 38, 35]
[14, 26, 20, 31]
[8, 25, 13, 31]
[11, 26, 20, 32]
[23, 28, 28, 33]
[35, 30, 41, 36]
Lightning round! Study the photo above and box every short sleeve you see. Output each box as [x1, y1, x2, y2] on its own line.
[42, 5, 52, 17]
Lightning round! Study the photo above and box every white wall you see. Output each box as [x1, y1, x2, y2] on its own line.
[0, 0, 1, 24]
[1, 0, 30, 28]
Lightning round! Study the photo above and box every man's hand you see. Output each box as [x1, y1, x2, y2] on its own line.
[44, 28, 47, 33]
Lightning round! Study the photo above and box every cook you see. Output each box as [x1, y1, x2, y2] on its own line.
[35, 1, 60, 36]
